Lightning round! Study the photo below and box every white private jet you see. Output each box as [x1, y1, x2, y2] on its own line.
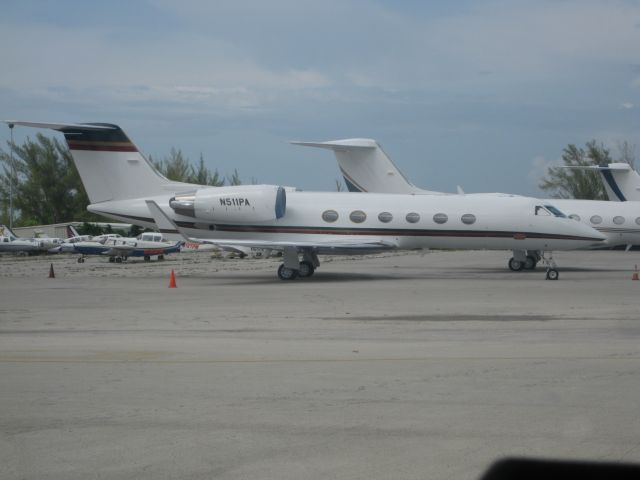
[293, 139, 640, 269]
[5, 121, 605, 280]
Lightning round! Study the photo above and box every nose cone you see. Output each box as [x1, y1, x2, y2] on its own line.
[567, 218, 607, 244]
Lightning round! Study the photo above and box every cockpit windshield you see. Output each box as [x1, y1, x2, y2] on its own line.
[535, 205, 567, 218]
[544, 205, 567, 218]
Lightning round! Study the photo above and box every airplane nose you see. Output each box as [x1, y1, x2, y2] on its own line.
[573, 220, 606, 242]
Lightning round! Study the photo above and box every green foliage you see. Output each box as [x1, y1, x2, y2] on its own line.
[0, 134, 101, 226]
[539, 141, 610, 200]
[152, 149, 226, 186]
[227, 168, 242, 186]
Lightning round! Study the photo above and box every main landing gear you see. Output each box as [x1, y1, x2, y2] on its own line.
[276, 248, 319, 281]
[508, 250, 558, 280]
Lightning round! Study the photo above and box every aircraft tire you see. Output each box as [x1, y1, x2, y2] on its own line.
[298, 261, 315, 278]
[144, 255, 151, 262]
[115, 257, 123, 263]
[277, 264, 299, 280]
[524, 255, 537, 270]
[77, 257, 85, 264]
[108, 257, 115, 263]
[508, 257, 524, 271]
[545, 268, 559, 280]
[158, 255, 164, 261]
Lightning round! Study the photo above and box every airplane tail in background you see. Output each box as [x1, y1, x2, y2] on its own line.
[66, 224, 80, 238]
[292, 138, 433, 194]
[4, 121, 197, 204]
[595, 163, 640, 202]
[564, 163, 640, 201]
[0, 225, 18, 240]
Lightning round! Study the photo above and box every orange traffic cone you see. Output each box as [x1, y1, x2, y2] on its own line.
[48, 263, 55, 279]
[169, 269, 177, 288]
[633, 265, 639, 281]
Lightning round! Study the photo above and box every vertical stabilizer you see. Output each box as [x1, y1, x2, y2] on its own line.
[595, 163, 640, 202]
[292, 139, 433, 194]
[4, 121, 196, 203]
[0, 225, 18, 240]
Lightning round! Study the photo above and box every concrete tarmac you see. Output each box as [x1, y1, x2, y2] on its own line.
[1, 250, 640, 479]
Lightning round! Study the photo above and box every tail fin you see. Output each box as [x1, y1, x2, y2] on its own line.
[596, 163, 640, 202]
[0, 225, 17, 240]
[66, 224, 80, 238]
[292, 138, 432, 194]
[5, 121, 196, 203]
[564, 163, 640, 201]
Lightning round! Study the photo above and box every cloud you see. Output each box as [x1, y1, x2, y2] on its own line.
[621, 102, 635, 109]
[528, 155, 562, 189]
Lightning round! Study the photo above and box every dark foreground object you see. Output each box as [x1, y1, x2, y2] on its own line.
[481, 458, 640, 480]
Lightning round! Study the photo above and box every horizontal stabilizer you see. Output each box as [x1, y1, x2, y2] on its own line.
[291, 139, 378, 150]
[561, 163, 632, 171]
[4, 121, 115, 131]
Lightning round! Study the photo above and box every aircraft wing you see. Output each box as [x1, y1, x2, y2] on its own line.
[188, 237, 397, 254]
[145, 200, 397, 254]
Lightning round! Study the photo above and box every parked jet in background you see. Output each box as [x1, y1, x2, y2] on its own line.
[294, 139, 640, 269]
[5, 121, 605, 280]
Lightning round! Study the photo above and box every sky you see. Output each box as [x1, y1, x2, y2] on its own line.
[1, 0, 639, 196]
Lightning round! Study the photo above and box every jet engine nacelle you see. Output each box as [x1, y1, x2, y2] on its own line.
[170, 185, 286, 223]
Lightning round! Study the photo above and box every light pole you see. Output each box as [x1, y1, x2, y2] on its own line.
[8, 122, 15, 230]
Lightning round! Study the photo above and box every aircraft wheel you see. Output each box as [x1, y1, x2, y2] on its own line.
[298, 261, 315, 278]
[115, 257, 123, 263]
[277, 264, 299, 280]
[524, 255, 537, 270]
[158, 255, 165, 261]
[545, 268, 559, 280]
[508, 257, 524, 271]
[108, 257, 115, 263]
[77, 257, 85, 264]
[144, 255, 151, 262]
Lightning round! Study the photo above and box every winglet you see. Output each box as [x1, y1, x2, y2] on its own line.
[145, 201, 190, 241]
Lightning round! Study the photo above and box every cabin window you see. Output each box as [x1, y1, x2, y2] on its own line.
[461, 214, 476, 225]
[378, 212, 393, 223]
[590, 215, 603, 225]
[405, 212, 420, 223]
[613, 216, 625, 225]
[322, 210, 339, 223]
[569, 214, 581, 221]
[433, 213, 448, 224]
[349, 210, 367, 223]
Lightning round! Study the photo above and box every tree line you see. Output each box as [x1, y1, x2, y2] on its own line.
[0, 134, 636, 228]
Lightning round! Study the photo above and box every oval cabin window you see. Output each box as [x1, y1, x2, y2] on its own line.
[322, 210, 339, 223]
[406, 212, 420, 223]
[378, 212, 393, 223]
[613, 216, 625, 225]
[349, 210, 367, 223]
[433, 213, 448, 224]
[461, 214, 476, 225]
[590, 215, 602, 225]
